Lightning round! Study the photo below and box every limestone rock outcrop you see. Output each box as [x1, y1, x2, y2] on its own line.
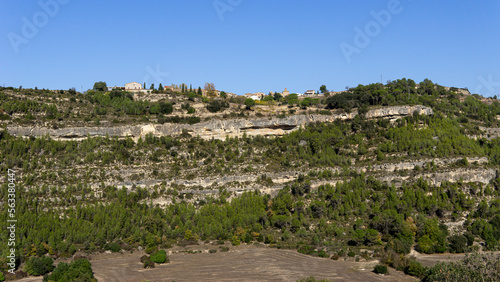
[7, 105, 433, 140]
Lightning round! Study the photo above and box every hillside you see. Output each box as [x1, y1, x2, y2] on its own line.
[1, 78, 500, 281]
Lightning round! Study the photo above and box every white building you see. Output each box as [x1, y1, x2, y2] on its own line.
[125, 82, 142, 90]
[304, 90, 316, 96]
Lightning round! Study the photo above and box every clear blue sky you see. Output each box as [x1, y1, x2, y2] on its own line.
[1, 0, 499, 96]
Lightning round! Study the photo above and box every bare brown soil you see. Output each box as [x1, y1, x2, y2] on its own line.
[88, 245, 415, 282]
[17, 245, 477, 282]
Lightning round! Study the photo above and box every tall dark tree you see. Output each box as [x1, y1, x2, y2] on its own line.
[93, 81, 107, 92]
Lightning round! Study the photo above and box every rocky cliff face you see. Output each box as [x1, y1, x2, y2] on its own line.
[7, 105, 433, 140]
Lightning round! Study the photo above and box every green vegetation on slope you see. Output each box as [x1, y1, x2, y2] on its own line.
[1, 78, 500, 280]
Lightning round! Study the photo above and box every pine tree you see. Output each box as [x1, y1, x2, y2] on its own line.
[158, 83, 163, 92]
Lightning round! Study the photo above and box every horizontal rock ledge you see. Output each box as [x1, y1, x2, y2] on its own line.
[6, 105, 433, 141]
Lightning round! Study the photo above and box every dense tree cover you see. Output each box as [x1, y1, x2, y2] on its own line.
[1, 170, 498, 275]
[324, 78, 500, 127]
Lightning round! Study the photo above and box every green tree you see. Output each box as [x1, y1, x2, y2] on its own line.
[24, 256, 54, 276]
[93, 81, 107, 92]
[150, 250, 168, 264]
[273, 92, 283, 101]
[320, 85, 327, 94]
[244, 98, 256, 110]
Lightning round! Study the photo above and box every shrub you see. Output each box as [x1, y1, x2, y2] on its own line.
[150, 250, 168, 264]
[380, 251, 410, 271]
[0, 272, 4, 281]
[231, 235, 241, 246]
[265, 235, 274, 244]
[43, 259, 96, 281]
[347, 251, 356, 257]
[140, 255, 155, 268]
[145, 245, 158, 254]
[330, 254, 340, 260]
[373, 264, 388, 275]
[206, 100, 229, 113]
[404, 261, 426, 279]
[318, 250, 329, 258]
[297, 245, 314, 255]
[106, 242, 121, 253]
[209, 249, 217, 254]
[448, 234, 467, 253]
[24, 256, 54, 276]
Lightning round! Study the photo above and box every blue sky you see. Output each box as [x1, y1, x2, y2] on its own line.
[1, 0, 499, 96]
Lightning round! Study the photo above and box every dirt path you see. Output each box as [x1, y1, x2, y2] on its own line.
[409, 248, 465, 268]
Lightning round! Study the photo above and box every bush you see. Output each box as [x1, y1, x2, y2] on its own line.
[448, 234, 467, 253]
[209, 249, 217, 253]
[140, 255, 155, 268]
[106, 242, 121, 253]
[231, 235, 241, 246]
[0, 272, 4, 281]
[297, 245, 314, 255]
[373, 264, 388, 275]
[404, 261, 426, 278]
[206, 100, 229, 113]
[24, 256, 54, 276]
[347, 251, 356, 257]
[43, 259, 96, 281]
[150, 250, 168, 264]
[318, 250, 329, 258]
